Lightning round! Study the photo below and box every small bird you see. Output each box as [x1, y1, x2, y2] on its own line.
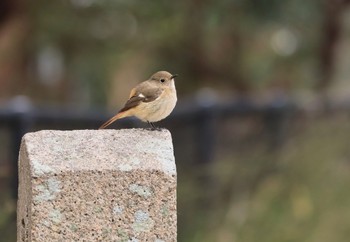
[99, 71, 178, 129]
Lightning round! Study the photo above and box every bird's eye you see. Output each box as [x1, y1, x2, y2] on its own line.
[160, 79, 165, 83]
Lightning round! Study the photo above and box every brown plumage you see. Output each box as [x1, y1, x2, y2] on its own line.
[99, 71, 177, 129]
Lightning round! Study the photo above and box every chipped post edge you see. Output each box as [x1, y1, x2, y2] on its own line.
[17, 136, 32, 242]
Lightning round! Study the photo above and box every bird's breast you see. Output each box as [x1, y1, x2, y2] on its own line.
[134, 88, 177, 122]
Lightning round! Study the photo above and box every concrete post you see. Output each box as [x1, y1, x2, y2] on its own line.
[17, 129, 177, 242]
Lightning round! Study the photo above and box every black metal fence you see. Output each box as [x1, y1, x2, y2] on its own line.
[0, 95, 296, 198]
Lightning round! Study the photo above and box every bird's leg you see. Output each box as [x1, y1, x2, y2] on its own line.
[147, 121, 156, 130]
[147, 121, 160, 131]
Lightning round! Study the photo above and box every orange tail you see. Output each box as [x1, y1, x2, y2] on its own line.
[99, 111, 129, 129]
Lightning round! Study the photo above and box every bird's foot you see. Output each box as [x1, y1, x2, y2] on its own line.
[147, 121, 162, 131]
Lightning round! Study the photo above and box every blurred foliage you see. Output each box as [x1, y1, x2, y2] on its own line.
[1, 0, 328, 105]
[0, 182, 16, 242]
[177, 114, 350, 242]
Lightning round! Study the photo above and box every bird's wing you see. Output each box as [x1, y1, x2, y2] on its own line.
[120, 84, 163, 113]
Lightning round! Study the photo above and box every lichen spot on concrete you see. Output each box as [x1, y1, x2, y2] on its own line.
[34, 177, 61, 202]
[113, 205, 124, 215]
[160, 156, 176, 175]
[132, 210, 154, 233]
[32, 159, 54, 176]
[117, 229, 128, 240]
[118, 163, 132, 171]
[70, 224, 78, 232]
[161, 204, 169, 217]
[130, 156, 141, 165]
[49, 209, 63, 224]
[129, 184, 152, 198]
[155, 239, 165, 242]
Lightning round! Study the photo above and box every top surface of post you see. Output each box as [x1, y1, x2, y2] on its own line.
[22, 129, 176, 176]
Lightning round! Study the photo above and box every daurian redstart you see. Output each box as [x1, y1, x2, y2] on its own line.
[99, 71, 178, 129]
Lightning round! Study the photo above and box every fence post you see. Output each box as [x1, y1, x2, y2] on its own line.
[17, 129, 177, 241]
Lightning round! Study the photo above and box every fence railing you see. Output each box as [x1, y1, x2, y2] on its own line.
[0, 95, 296, 198]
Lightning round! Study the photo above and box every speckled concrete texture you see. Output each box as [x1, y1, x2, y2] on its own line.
[17, 129, 177, 242]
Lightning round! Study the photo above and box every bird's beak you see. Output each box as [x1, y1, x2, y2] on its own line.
[171, 74, 178, 79]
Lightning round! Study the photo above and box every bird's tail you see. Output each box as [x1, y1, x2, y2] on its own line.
[99, 111, 129, 129]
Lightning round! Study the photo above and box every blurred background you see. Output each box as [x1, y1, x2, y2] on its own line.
[1, 0, 350, 241]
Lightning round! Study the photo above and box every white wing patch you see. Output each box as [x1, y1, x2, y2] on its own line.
[138, 93, 145, 98]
